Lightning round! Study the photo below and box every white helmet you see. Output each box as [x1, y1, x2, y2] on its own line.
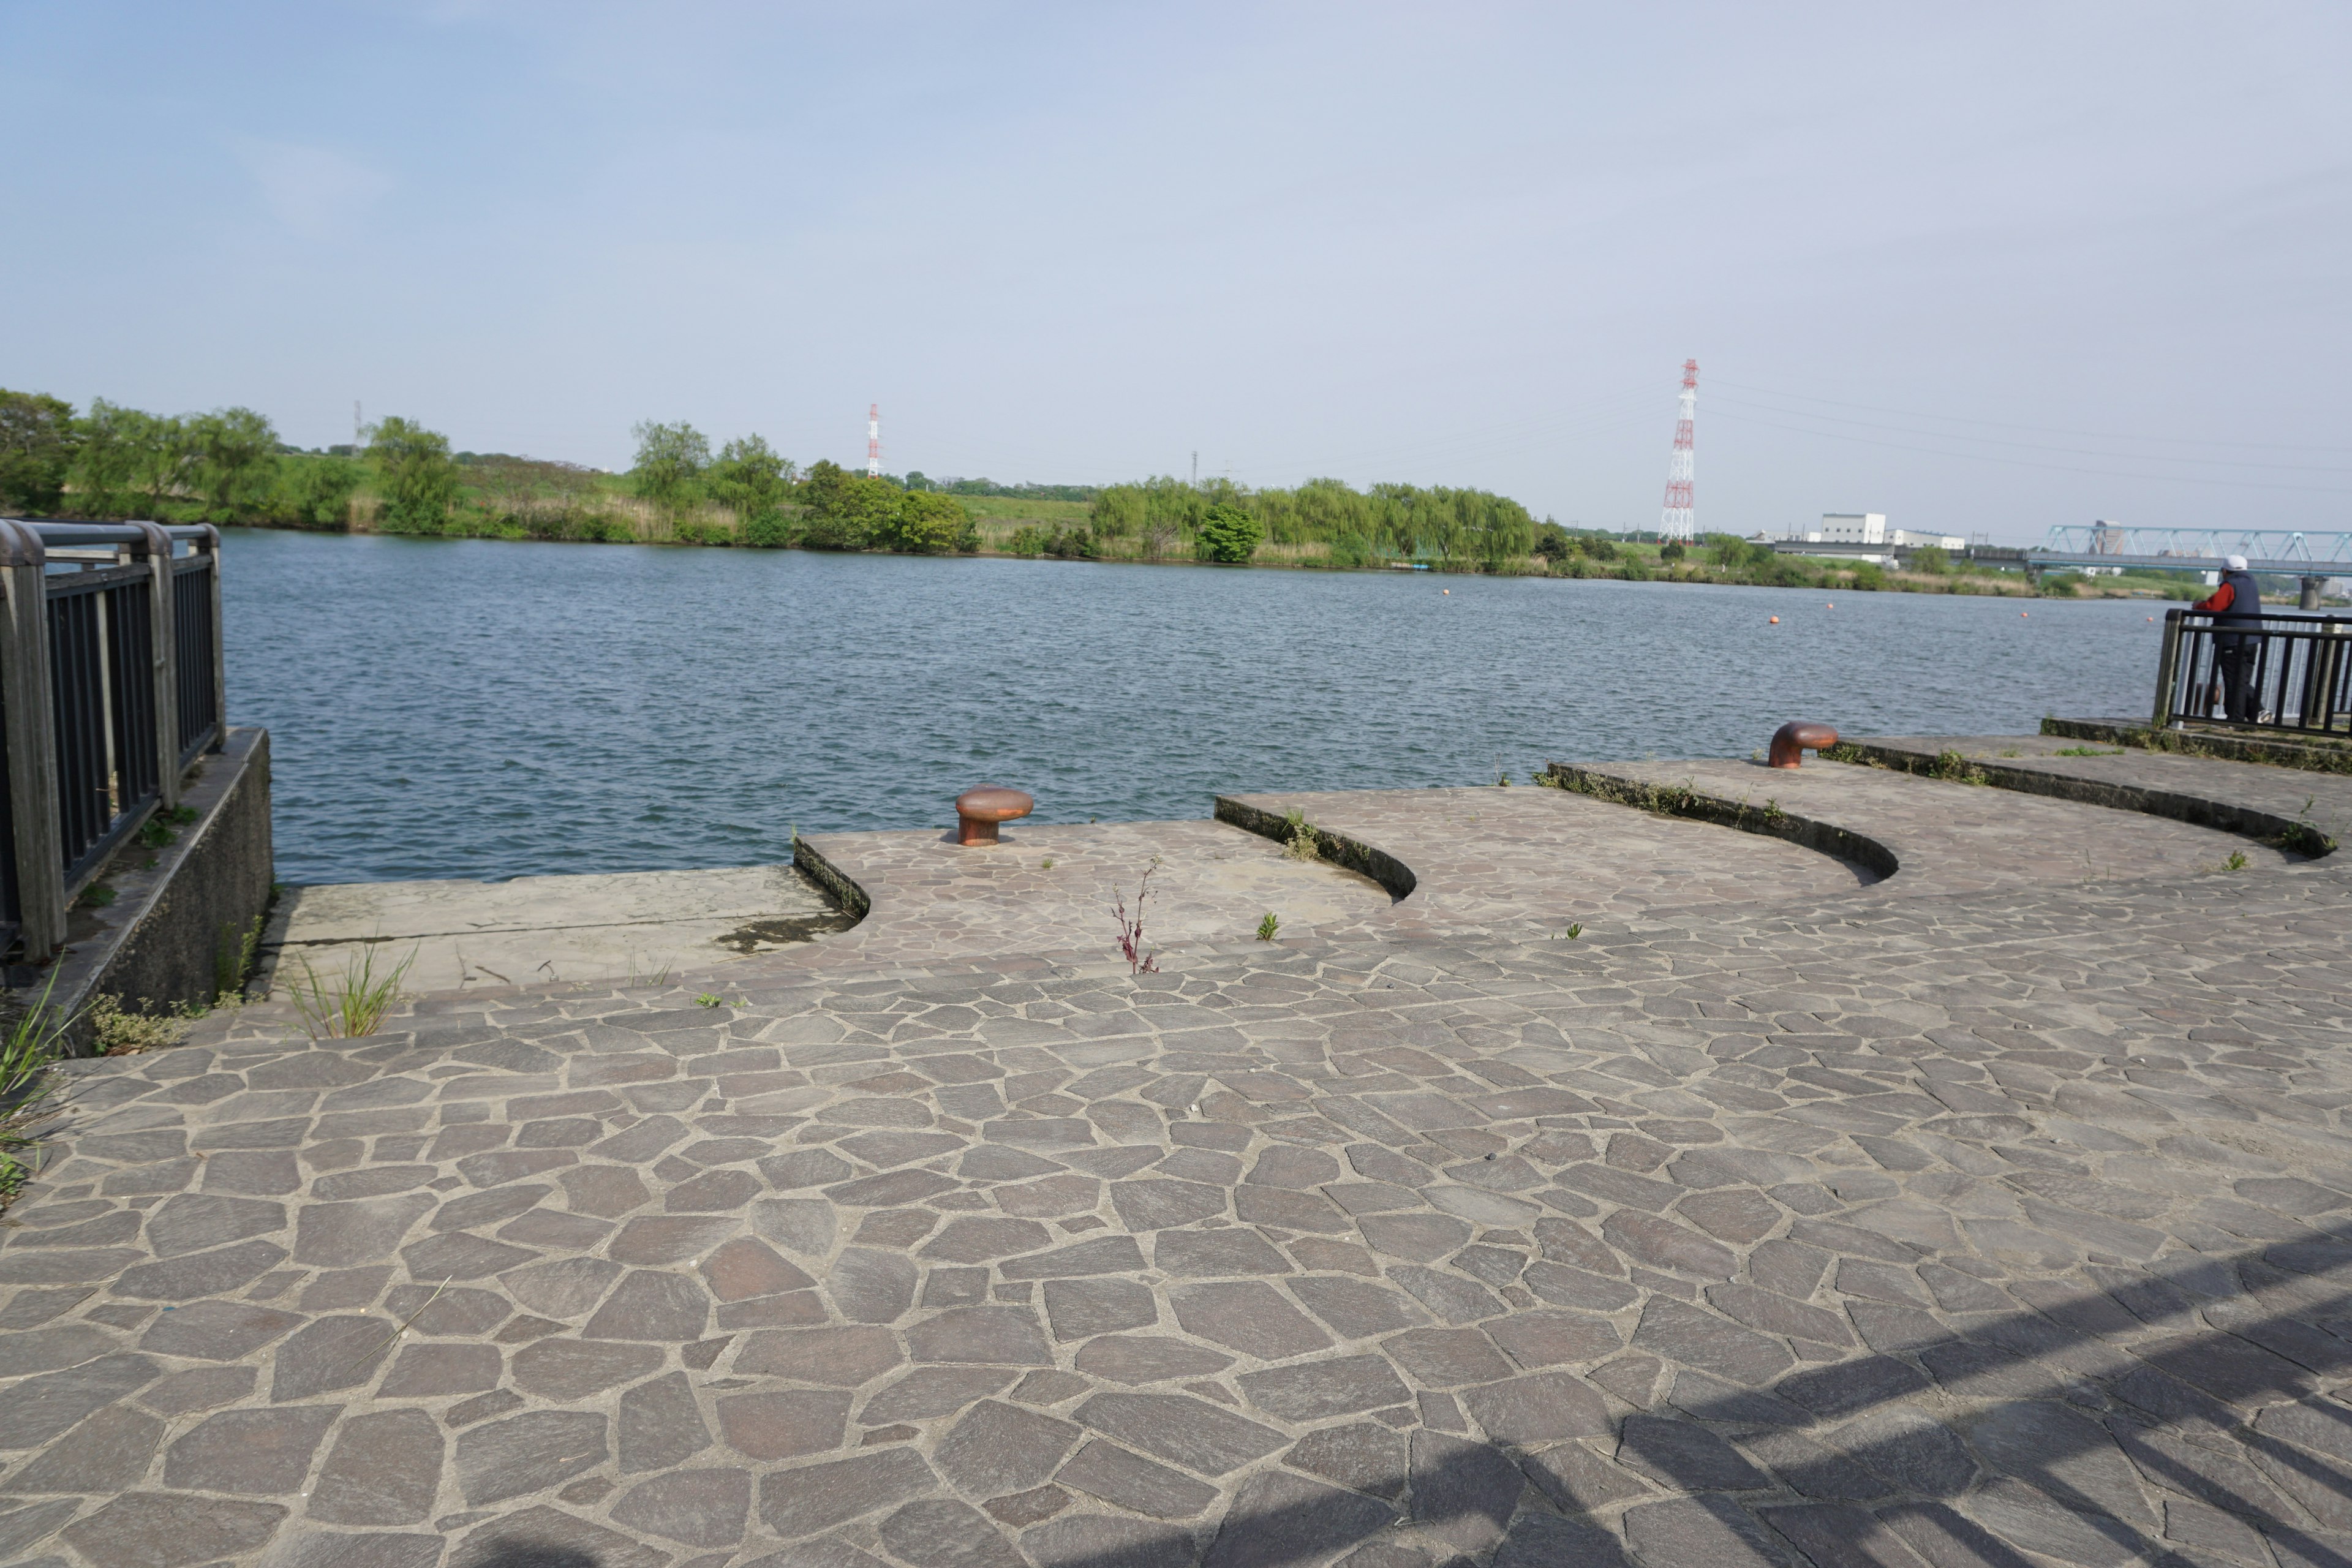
[2226, 554, 2248, 570]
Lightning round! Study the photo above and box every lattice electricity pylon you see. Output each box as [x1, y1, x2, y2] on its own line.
[1659, 360, 1697, 541]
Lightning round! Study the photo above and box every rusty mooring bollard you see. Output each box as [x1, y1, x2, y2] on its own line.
[1768, 722, 1838, 769]
[955, 787, 1035, 846]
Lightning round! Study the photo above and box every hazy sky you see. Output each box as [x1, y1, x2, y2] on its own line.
[6, 3, 2346, 543]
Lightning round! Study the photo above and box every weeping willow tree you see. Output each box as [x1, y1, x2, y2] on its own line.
[1091, 475, 1535, 566]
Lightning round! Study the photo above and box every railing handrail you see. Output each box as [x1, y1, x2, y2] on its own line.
[0, 519, 217, 563]
[2154, 603, 2351, 737]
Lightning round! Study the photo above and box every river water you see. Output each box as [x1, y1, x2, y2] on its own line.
[222, 529, 2166, 885]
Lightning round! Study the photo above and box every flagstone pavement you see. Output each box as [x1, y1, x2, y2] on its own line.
[4, 749, 2351, 1568]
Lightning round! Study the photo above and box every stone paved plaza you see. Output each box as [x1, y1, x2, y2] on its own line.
[3, 743, 2350, 1568]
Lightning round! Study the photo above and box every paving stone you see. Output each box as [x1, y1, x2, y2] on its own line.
[858, 1366, 1024, 1424]
[919, 1216, 1055, 1263]
[269, 1315, 396, 1400]
[878, 1498, 1028, 1568]
[830, 1248, 919, 1323]
[1169, 1281, 1332, 1359]
[1483, 1308, 1621, 1368]
[904, 1305, 1053, 1365]
[1, 1405, 164, 1493]
[1288, 1275, 1428, 1338]
[132, 1298, 301, 1362]
[1631, 1297, 1795, 1385]
[377, 1340, 502, 1395]
[609, 1214, 737, 1265]
[262, 1530, 445, 1568]
[1237, 1354, 1411, 1420]
[1074, 1392, 1286, 1476]
[61, 1493, 287, 1568]
[453, 1409, 609, 1506]
[610, 1466, 752, 1547]
[1043, 1277, 1158, 1340]
[1357, 1213, 1472, 1264]
[1408, 1428, 1523, 1552]
[735, 1324, 905, 1384]
[113, 1238, 288, 1300]
[1617, 1411, 1771, 1491]
[451, 1504, 668, 1568]
[1381, 1327, 1515, 1386]
[1388, 1264, 1506, 1325]
[757, 1448, 937, 1537]
[1203, 1468, 1393, 1568]
[306, 1408, 445, 1525]
[1057, 1439, 1219, 1518]
[509, 1336, 663, 1398]
[718, 1389, 853, 1461]
[620, 1370, 714, 1471]
[1461, 1370, 1613, 1442]
[582, 1268, 711, 1340]
[997, 1235, 1148, 1279]
[1021, 1512, 1193, 1568]
[1493, 1510, 1630, 1568]
[1076, 1334, 1235, 1384]
[164, 1403, 338, 1493]
[1621, 1495, 1790, 1567]
[1152, 1229, 1294, 1278]
[137, 1363, 256, 1414]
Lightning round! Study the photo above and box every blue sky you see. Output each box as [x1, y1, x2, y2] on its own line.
[4, 3, 2346, 543]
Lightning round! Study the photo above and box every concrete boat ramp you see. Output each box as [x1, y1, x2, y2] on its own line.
[6, 735, 2352, 1568]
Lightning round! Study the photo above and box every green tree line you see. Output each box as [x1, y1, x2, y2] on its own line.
[1087, 475, 1538, 567]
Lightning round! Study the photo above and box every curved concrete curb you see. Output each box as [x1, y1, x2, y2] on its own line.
[1213, 795, 1418, 900]
[1538, 761, 1902, 880]
[1832, 740, 2337, 858]
[2045, 717, 2352, 776]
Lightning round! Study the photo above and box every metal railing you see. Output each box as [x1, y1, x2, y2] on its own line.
[0, 520, 226, 962]
[2152, 606, 2352, 737]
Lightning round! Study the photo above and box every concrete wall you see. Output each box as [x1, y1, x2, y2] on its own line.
[37, 728, 274, 1052]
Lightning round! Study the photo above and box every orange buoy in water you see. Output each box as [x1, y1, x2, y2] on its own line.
[1442, 589, 1450, 595]
[1769, 616, 1780, 624]
[1826, 601, 1834, 608]
[2022, 611, 2029, 617]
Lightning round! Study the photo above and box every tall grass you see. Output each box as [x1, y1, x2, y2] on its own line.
[284, 945, 415, 1039]
[1, 973, 77, 1205]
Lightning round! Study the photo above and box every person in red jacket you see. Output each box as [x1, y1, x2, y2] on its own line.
[2192, 553, 2264, 723]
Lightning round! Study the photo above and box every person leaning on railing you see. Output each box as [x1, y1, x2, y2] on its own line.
[2192, 553, 2264, 723]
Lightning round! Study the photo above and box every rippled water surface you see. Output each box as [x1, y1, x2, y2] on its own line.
[223, 529, 2166, 884]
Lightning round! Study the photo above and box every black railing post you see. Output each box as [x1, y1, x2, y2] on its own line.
[2151, 608, 2184, 729]
[204, 525, 225, 754]
[130, 522, 180, 810]
[0, 521, 64, 962]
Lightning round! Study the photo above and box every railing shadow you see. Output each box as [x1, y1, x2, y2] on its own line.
[1001, 1232, 2352, 1568]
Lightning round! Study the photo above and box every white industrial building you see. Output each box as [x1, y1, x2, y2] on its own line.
[1774, 513, 1965, 565]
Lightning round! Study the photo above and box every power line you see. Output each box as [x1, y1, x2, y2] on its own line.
[1709, 405, 2352, 496]
[1710, 377, 2351, 458]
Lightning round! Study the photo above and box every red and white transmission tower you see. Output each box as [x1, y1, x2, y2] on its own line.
[866, 404, 883, 478]
[1659, 359, 1697, 542]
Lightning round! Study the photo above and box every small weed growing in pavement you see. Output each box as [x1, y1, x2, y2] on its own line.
[1926, 750, 1988, 784]
[2225, 850, 2248, 872]
[285, 944, 415, 1039]
[138, 818, 176, 849]
[695, 993, 723, 1008]
[1562, 923, 1583, 941]
[78, 884, 116, 908]
[2053, 745, 2123, 757]
[1041, 858, 1055, 870]
[1113, 858, 1162, 975]
[1256, 912, 1279, 941]
[90, 994, 192, 1055]
[216, 916, 262, 1003]
[1283, 809, 1321, 863]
